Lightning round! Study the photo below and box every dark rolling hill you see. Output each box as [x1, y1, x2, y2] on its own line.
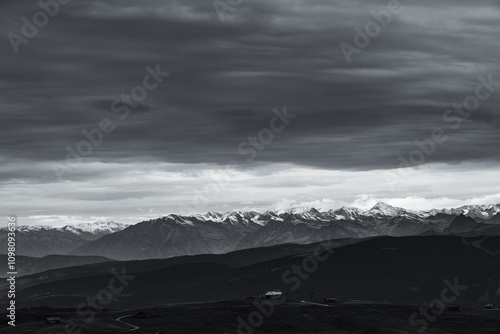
[9, 235, 500, 310]
[0, 254, 112, 277]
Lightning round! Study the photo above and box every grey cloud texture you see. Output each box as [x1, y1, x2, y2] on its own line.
[1, 0, 499, 222]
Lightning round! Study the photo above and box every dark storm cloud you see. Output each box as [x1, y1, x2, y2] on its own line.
[1, 0, 500, 180]
[89, 99, 154, 114]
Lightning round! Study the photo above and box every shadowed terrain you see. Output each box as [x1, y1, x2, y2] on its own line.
[3, 236, 500, 307]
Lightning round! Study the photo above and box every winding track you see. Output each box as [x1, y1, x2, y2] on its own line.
[116, 314, 140, 333]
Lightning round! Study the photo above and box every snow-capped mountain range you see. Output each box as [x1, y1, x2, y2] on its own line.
[188, 202, 500, 225]
[0, 222, 128, 257]
[15, 221, 127, 234]
[2, 203, 500, 259]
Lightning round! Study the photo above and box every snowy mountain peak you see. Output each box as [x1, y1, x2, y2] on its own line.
[15, 225, 53, 232]
[197, 211, 224, 222]
[61, 221, 128, 234]
[366, 202, 407, 216]
[277, 207, 314, 215]
[331, 206, 363, 220]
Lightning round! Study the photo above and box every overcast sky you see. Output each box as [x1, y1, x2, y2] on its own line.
[1, 0, 500, 226]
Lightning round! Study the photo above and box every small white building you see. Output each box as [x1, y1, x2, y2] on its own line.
[261, 291, 283, 300]
[45, 317, 61, 324]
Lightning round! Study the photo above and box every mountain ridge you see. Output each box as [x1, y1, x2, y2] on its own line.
[3, 203, 500, 260]
[70, 203, 500, 260]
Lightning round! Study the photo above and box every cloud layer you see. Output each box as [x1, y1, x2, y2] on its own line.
[1, 0, 499, 224]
